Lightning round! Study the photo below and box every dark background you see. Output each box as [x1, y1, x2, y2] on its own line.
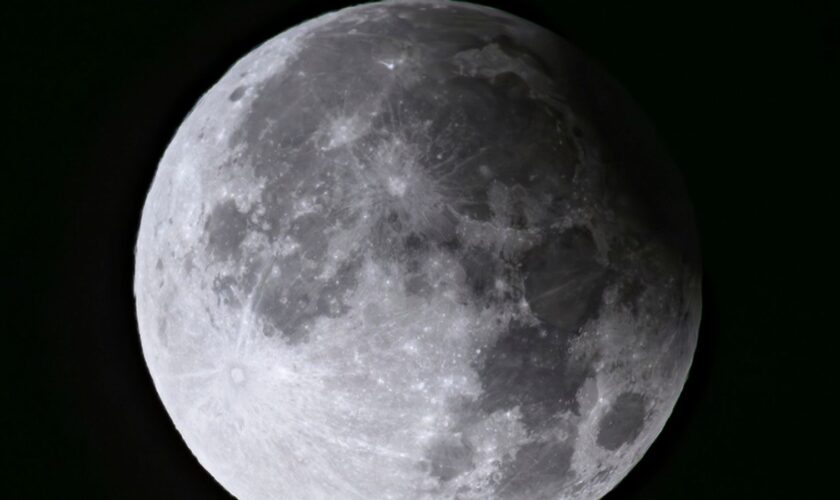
[5, 0, 836, 498]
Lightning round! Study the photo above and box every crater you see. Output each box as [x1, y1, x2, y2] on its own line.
[229, 85, 247, 102]
[229, 367, 246, 384]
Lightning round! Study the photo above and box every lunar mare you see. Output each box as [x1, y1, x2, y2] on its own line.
[134, 1, 701, 499]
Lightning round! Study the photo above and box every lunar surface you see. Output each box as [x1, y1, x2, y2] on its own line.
[134, 1, 701, 498]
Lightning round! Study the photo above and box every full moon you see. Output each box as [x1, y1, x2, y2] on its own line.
[134, 1, 701, 498]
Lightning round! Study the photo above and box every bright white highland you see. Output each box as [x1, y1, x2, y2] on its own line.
[135, 1, 700, 499]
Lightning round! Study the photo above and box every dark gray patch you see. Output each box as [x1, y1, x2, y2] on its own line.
[253, 272, 311, 343]
[404, 274, 432, 296]
[404, 232, 429, 255]
[365, 230, 445, 298]
[288, 213, 329, 262]
[367, 211, 461, 299]
[616, 276, 645, 315]
[474, 321, 591, 431]
[439, 234, 461, 252]
[424, 436, 475, 482]
[492, 71, 531, 100]
[253, 253, 361, 344]
[522, 226, 609, 329]
[204, 201, 248, 260]
[596, 392, 647, 450]
[369, 210, 405, 262]
[496, 439, 574, 498]
[370, 206, 457, 259]
[496, 184, 531, 230]
[422, 205, 460, 249]
[182, 252, 195, 275]
[228, 85, 246, 102]
[459, 246, 497, 299]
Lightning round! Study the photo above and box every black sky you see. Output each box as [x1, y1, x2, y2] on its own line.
[5, 0, 836, 498]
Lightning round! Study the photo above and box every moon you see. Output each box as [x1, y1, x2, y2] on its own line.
[134, 1, 701, 498]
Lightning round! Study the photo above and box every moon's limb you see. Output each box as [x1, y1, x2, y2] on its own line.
[135, 1, 701, 499]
